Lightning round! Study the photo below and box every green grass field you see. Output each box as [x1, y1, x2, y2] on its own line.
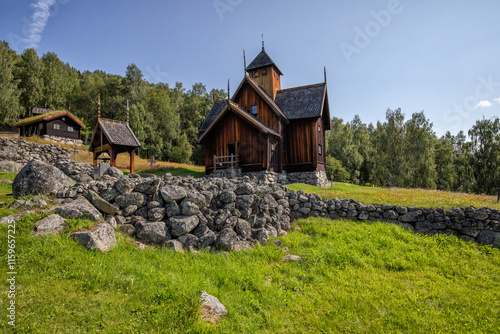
[1, 167, 500, 332]
[288, 182, 500, 210]
[1, 214, 499, 333]
[0, 172, 16, 202]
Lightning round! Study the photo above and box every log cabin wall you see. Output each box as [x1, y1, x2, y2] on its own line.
[45, 118, 81, 139]
[285, 118, 316, 172]
[316, 117, 326, 170]
[204, 111, 268, 173]
[234, 84, 280, 133]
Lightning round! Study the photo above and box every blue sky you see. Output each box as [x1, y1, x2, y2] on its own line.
[1, 0, 500, 137]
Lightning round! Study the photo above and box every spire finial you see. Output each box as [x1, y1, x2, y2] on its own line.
[324, 66, 327, 83]
[97, 94, 101, 120]
[261, 34, 264, 51]
[242, 48, 247, 74]
[126, 99, 129, 124]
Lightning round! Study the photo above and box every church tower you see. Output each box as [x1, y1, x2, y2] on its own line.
[246, 42, 283, 99]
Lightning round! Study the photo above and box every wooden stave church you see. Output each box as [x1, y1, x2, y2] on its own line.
[198, 44, 331, 176]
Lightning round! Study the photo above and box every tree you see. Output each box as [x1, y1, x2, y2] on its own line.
[468, 117, 500, 195]
[170, 133, 193, 164]
[15, 48, 44, 116]
[0, 41, 22, 124]
[434, 136, 456, 191]
[404, 111, 437, 189]
[325, 156, 350, 182]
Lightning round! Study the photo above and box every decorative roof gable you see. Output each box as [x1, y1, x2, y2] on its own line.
[90, 118, 141, 149]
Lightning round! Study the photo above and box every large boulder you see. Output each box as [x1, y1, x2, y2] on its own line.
[135, 221, 170, 244]
[55, 197, 104, 221]
[12, 160, 75, 198]
[73, 223, 116, 252]
[160, 185, 187, 203]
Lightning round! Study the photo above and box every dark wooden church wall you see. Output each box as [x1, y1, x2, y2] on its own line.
[234, 84, 280, 132]
[204, 111, 267, 173]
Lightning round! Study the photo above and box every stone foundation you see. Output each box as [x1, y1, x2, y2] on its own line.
[208, 169, 328, 187]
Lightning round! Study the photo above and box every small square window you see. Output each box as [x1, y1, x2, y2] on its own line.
[318, 125, 321, 132]
[262, 69, 267, 76]
[53, 124, 60, 130]
[251, 105, 257, 115]
[254, 71, 259, 78]
[319, 144, 322, 155]
[67, 126, 74, 132]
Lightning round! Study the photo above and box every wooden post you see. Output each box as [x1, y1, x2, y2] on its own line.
[109, 147, 116, 167]
[214, 155, 217, 171]
[130, 149, 135, 174]
[230, 153, 234, 169]
[93, 152, 97, 166]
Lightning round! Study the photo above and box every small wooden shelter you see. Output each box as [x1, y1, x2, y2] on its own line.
[89, 98, 141, 173]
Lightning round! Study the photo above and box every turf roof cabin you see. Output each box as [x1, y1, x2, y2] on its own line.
[14, 108, 84, 141]
[199, 44, 331, 175]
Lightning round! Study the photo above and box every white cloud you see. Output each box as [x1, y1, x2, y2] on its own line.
[23, 0, 57, 49]
[476, 100, 492, 108]
[494, 97, 500, 103]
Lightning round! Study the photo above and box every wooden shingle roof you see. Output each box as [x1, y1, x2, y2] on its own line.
[246, 48, 283, 75]
[275, 83, 327, 120]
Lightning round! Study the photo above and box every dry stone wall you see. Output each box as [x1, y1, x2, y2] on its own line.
[0, 137, 70, 172]
[50, 168, 500, 249]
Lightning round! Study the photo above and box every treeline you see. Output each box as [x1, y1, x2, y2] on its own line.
[326, 109, 500, 195]
[0, 41, 227, 165]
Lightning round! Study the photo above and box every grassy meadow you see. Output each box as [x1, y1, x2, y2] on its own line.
[0, 214, 499, 333]
[1, 142, 500, 332]
[288, 182, 500, 210]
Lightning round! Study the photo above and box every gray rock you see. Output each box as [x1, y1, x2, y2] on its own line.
[199, 291, 228, 323]
[73, 223, 116, 252]
[181, 199, 200, 216]
[219, 190, 236, 204]
[399, 210, 424, 222]
[165, 201, 181, 218]
[148, 207, 165, 221]
[251, 228, 269, 245]
[198, 230, 217, 248]
[13, 160, 75, 198]
[105, 167, 124, 178]
[135, 178, 161, 195]
[168, 215, 199, 237]
[135, 221, 169, 244]
[87, 190, 118, 215]
[122, 205, 138, 217]
[55, 198, 104, 221]
[120, 224, 136, 235]
[283, 254, 302, 261]
[100, 188, 120, 202]
[0, 160, 22, 173]
[165, 239, 184, 252]
[115, 192, 145, 208]
[177, 233, 199, 249]
[235, 219, 251, 238]
[114, 177, 134, 194]
[214, 227, 238, 251]
[34, 214, 66, 236]
[235, 182, 255, 195]
[105, 216, 117, 228]
[383, 210, 398, 220]
[160, 185, 187, 203]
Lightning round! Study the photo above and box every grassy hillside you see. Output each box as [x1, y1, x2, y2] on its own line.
[288, 182, 500, 210]
[0, 214, 499, 333]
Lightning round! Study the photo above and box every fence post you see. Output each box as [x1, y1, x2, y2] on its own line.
[230, 153, 234, 169]
[214, 155, 217, 171]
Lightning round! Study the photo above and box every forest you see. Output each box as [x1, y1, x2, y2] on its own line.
[1, 41, 499, 195]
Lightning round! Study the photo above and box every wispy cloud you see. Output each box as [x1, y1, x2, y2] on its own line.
[476, 100, 493, 108]
[23, 0, 57, 49]
[494, 97, 500, 103]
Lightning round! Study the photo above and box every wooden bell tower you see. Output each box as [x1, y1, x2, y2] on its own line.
[245, 40, 283, 99]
